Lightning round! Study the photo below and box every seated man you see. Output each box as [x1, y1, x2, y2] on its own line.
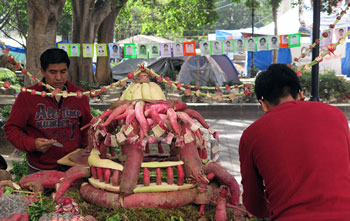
[239, 64, 350, 219]
[4, 48, 92, 173]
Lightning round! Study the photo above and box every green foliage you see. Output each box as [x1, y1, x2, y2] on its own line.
[0, 104, 12, 127]
[107, 214, 121, 221]
[90, 107, 103, 117]
[215, 0, 273, 30]
[299, 70, 350, 103]
[9, 154, 28, 181]
[115, 0, 218, 40]
[57, 0, 73, 40]
[27, 193, 56, 221]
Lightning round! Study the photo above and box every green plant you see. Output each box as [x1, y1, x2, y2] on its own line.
[90, 107, 103, 117]
[299, 70, 350, 103]
[10, 153, 28, 181]
[107, 214, 121, 221]
[27, 193, 55, 221]
[0, 104, 12, 128]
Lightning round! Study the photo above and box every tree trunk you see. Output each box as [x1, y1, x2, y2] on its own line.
[95, 1, 127, 84]
[70, 0, 112, 84]
[272, 6, 278, 64]
[26, 0, 66, 86]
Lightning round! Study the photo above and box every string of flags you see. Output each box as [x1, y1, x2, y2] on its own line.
[57, 33, 302, 59]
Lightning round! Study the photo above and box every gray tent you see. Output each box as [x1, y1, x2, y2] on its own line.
[112, 57, 186, 80]
[177, 55, 241, 86]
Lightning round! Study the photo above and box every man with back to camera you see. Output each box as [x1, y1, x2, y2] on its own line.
[239, 64, 350, 220]
[4, 48, 92, 173]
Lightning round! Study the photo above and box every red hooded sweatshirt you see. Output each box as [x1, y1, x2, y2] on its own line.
[4, 80, 92, 170]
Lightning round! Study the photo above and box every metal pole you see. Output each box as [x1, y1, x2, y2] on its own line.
[251, 0, 255, 76]
[310, 0, 320, 101]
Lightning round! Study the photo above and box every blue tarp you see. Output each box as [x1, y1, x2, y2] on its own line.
[246, 48, 292, 75]
[0, 44, 25, 54]
[341, 42, 350, 76]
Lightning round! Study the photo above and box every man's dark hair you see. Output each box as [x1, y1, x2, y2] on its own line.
[255, 64, 301, 106]
[40, 48, 70, 71]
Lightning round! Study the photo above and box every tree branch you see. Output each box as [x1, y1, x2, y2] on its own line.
[0, 30, 26, 49]
[92, 0, 112, 33]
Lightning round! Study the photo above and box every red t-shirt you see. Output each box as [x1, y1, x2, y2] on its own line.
[239, 100, 350, 220]
[4, 80, 92, 170]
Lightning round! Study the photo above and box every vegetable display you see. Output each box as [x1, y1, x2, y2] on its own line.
[1, 65, 244, 220]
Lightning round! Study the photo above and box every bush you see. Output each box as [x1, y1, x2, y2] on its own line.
[299, 70, 350, 103]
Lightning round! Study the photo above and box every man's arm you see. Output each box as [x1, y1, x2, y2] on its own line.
[4, 93, 37, 152]
[239, 134, 269, 218]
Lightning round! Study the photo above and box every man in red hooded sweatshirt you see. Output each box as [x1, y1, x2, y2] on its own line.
[4, 48, 92, 172]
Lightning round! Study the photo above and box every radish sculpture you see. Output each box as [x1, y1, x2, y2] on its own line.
[14, 65, 244, 220]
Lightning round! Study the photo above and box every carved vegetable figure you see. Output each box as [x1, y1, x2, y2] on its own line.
[16, 65, 243, 220]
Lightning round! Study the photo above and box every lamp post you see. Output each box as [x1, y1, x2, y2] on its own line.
[251, 0, 255, 76]
[310, 0, 320, 101]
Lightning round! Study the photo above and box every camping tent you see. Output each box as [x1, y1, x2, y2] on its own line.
[112, 57, 187, 80]
[177, 55, 241, 86]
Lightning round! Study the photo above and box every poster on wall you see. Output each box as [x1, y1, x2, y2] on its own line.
[109, 43, 121, 59]
[257, 37, 268, 51]
[96, 44, 108, 57]
[172, 43, 184, 57]
[269, 36, 280, 50]
[200, 41, 211, 55]
[137, 44, 148, 59]
[211, 40, 222, 55]
[245, 37, 256, 52]
[57, 43, 69, 53]
[223, 40, 234, 53]
[69, 43, 80, 57]
[124, 43, 136, 58]
[183, 41, 196, 56]
[82, 44, 94, 58]
[160, 43, 172, 57]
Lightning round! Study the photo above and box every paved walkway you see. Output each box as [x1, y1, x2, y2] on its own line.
[205, 118, 255, 190]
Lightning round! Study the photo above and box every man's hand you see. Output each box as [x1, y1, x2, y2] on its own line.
[35, 138, 56, 153]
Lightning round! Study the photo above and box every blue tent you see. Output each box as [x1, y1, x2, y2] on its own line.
[246, 48, 292, 75]
[341, 42, 350, 77]
[0, 44, 26, 60]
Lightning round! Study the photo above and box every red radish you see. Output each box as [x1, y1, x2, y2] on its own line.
[55, 166, 91, 201]
[91, 166, 98, 179]
[120, 143, 143, 195]
[156, 167, 162, 185]
[147, 109, 167, 130]
[167, 167, 174, 185]
[148, 103, 170, 113]
[157, 141, 164, 153]
[214, 186, 229, 221]
[104, 168, 111, 184]
[204, 162, 240, 206]
[183, 109, 210, 129]
[101, 103, 129, 127]
[80, 184, 197, 208]
[97, 168, 104, 182]
[111, 170, 120, 186]
[177, 165, 184, 186]
[19, 170, 65, 189]
[167, 108, 180, 135]
[135, 101, 149, 140]
[143, 168, 150, 186]
[125, 109, 136, 126]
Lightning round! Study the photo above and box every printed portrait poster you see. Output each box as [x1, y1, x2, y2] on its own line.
[82, 44, 94, 58]
[257, 37, 268, 51]
[335, 28, 346, 41]
[69, 43, 80, 57]
[57, 43, 69, 53]
[124, 43, 136, 58]
[223, 40, 234, 53]
[288, 33, 301, 48]
[183, 41, 196, 56]
[172, 43, 184, 57]
[109, 43, 121, 59]
[211, 40, 222, 55]
[96, 44, 108, 57]
[245, 37, 256, 52]
[149, 44, 160, 58]
[348, 27, 350, 39]
[160, 43, 171, 57]
[137, 44, 148, 59]
[269, 36, 280, 50]
[200, 41, 211, 55]
[234, 39, 244, 52]
[280, 35, 289, 48]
